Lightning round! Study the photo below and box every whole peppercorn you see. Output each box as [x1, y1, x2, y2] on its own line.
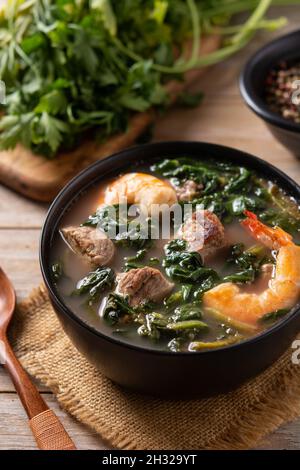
[265, 61, 300, 124]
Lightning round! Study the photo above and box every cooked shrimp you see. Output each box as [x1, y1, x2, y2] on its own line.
[103, 172, 177, 213]
[203, 211, 300, 325]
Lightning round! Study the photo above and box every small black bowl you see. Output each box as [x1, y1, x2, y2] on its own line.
[40, 141, 300, 398]
[240, 29, 300, 156]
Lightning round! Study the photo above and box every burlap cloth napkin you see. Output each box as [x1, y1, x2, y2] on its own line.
[9, 284, 300, 450]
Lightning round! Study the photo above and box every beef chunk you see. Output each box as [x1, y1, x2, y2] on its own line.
[61, 226, 115, 267]
[178, 209, 225, 259]
[176, 180, 203, 202]
[117, 267, 174, 306]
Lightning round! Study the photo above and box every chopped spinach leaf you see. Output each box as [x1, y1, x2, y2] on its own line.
[74, 267, 115, 303]
[260, 209, 300, 235]
[153, 159, 269, 223]
[83, 204, 153, 249]
[123, 249, 147, 271]
[103, 293, 134, 326]
[51, 261, 64, 282]
[170, 302, 203, 322]
[163, 239, 219, 284]
[260, 309, 289, 324]
[223, 244, 268, 284]
[138, 312, 169, 341]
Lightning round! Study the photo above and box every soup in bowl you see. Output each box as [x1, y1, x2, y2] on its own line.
[40, 142, 300, 397]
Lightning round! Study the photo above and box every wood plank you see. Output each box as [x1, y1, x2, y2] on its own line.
[154, 97, 300, 183]
[0, 368, 48, 393]
[0, 369, 16, 392]
[0, 393, 106, 450]
[0, 391, 299, 450]
[0, 186, 46, 229]
[256, 420, 300, 450]
[1, 4, 300, 451]
[0, 229, 41, 299]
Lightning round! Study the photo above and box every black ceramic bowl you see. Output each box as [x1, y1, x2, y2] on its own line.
[40, 141, 300, 398]
[240, 29, 300, 156]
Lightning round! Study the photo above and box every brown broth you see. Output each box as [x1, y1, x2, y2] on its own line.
[50, 164, 300, 352]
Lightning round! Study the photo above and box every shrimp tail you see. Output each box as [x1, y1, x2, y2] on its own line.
[241, 210, 293, 249]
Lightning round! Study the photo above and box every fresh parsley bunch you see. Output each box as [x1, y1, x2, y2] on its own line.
[0, 0, 292, 157]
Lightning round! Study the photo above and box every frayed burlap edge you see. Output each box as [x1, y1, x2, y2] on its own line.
[11, 285, 300, 450]
[207, 365, 300, 450]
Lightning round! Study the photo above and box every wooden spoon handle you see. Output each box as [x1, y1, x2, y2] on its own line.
[3, 339, 76, 450]
[30, 409, 76, 450]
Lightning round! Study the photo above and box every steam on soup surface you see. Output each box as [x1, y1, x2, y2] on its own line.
[51, 158, 300, 352]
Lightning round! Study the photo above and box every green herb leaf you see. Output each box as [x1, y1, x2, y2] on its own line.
[51, 261, 64, 282]
[103, 293, 134, 325]
[163, 239, 219, 284]
[260, 309, 289, 323]
[74, 267, 115, 302]
[0, 1, 282, 157]
[83, 204, 153, 250]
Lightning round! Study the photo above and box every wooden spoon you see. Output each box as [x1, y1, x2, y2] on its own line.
[0, 267, 76, 450]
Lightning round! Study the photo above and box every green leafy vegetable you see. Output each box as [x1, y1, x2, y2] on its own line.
[223, 269, 256, 284]
[149, 257, 160, 265]
[223, 243, 269, 284]
[153, 158, 268, 222]
[124, 249, 147, 271]
[260, 208, 300, 235]
[83, 204, 121, 230]
[205, 308, 257, 333]
[163, 238, 219, 285]
[166, 284, 193, 306]
[103, 293, 134, 325]
[138, 311, 208, 341]
[51, 261, 63, 282]
[0, 0, 289, 157]
[193, 276, 221, 300]
[224, 167, 251, 192]
[115, 223, 153, 249]
[167, 337, 183, 352]
[53, 153, 300, 352]
[83, 204, 153, 249]
[189, 334, 242, 351]
[138, 312, 169, 340]
[260, 308, 289, 323]
[166, 319, 208, 331]
[74, 267, 115, 302]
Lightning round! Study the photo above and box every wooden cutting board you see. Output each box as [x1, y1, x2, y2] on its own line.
[0, 35, 220, 202]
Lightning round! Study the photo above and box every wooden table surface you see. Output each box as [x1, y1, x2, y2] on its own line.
[1, 5, 300, 450]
